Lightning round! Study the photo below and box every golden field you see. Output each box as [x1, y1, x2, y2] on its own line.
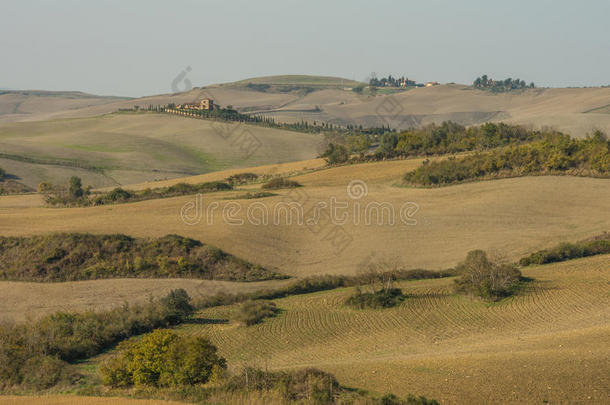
[0, 158, 608, 276]
[176, 254, 610, 404]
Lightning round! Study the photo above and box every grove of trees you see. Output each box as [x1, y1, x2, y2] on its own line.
[473, 74, 534, 91]
[404, 130, 610, 186]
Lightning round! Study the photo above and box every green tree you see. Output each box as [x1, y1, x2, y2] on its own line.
[68, 176, 83, 199]
[321, 143, 350, 164]
[159, 288, 194, 324]
[100, 329, 226, 387]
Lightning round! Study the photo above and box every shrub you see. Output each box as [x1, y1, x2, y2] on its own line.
[454, 250, 522, 300]
[20, 355, 72, 390]
[100, 329, 226, 388]
[68, 176, 84, 199]
[225, 367, 339, 403]
[321, 143, 350, 164]
[234, 300, 278, 326]
[0, 167, 5, 180]
[230, 191, 276, 200]
[346, 288, 406, 309]
[105, 187, 132, 202]
[519, 233, 610, 266]
[261, 177, 301, 189]
[226, 172, 258, 185]
[0, 289, 197, 389]
[159, 289, 195, 324]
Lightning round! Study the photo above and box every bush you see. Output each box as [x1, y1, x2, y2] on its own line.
[261, 177, 301, 189]
[100, 329, 226, 388]
[225, 367, 339, 403]
[20, 355, 72, 390]
[454, 250, 522, 300]
[226, 172, 258, 185]
[346, 288, 406, 309]
[519, 233, 610, 266]
[234, 300, 278, 326]
[159, 289, 195, 324]
[321, 143, 350, 164]
[68, 176, 84, 199]
[0, 289, 197, 389]
[0, 167, 5, 180]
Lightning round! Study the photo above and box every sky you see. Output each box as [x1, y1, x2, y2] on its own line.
[1, 0, 609, 97]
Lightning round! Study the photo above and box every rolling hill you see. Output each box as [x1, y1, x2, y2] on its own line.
[0, 113, 324, 188]
[2, 76, 610, 137]
[175, 254, 610, 404]
[1, 158, 608, 277]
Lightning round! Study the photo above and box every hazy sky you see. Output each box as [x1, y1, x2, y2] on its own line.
[2, 0, 609, 97]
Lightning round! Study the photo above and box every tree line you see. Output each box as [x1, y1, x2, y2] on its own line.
[403, 130, 610, 186]
[369, 74, 420, 88]
[473, 74, 535, 91]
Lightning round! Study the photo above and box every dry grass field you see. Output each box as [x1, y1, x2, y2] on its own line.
[174, 254, 610, 404]
[0, 113, 323, 188]
[0, 278, 290, 323]
[0, 158, 608, 276]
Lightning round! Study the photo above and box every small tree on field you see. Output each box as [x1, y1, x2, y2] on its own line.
[68, 176, 83, 199]
[321, 143, 349, 164]
[454, 250, 522, 300]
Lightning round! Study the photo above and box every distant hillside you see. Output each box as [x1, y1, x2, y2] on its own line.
[0, 113, 323, 188]
[2, 76, 610, 137]
[220, 74, 364, 89]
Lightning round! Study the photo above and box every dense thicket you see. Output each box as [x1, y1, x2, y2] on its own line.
[0, 233, 283, 282]
[0, 289, 194, 389]
[519, 233, 610, 266]
[454, 251, 522, 300]
[404, 131, 610, 186]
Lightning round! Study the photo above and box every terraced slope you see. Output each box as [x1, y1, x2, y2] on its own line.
[177, 254, 610, 404]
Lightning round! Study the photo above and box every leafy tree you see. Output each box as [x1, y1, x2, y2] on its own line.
[321, 143, 350, 164]
[68, 176, 83, 199]
[100, 329, 226, 387]
[159, 288, 194, 324]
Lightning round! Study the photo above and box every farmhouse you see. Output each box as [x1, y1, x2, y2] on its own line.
[176, 98, 214, 110]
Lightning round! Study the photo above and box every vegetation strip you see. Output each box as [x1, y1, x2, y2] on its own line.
[519, 232, 610, 266]
[0, 233, 285, 282]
